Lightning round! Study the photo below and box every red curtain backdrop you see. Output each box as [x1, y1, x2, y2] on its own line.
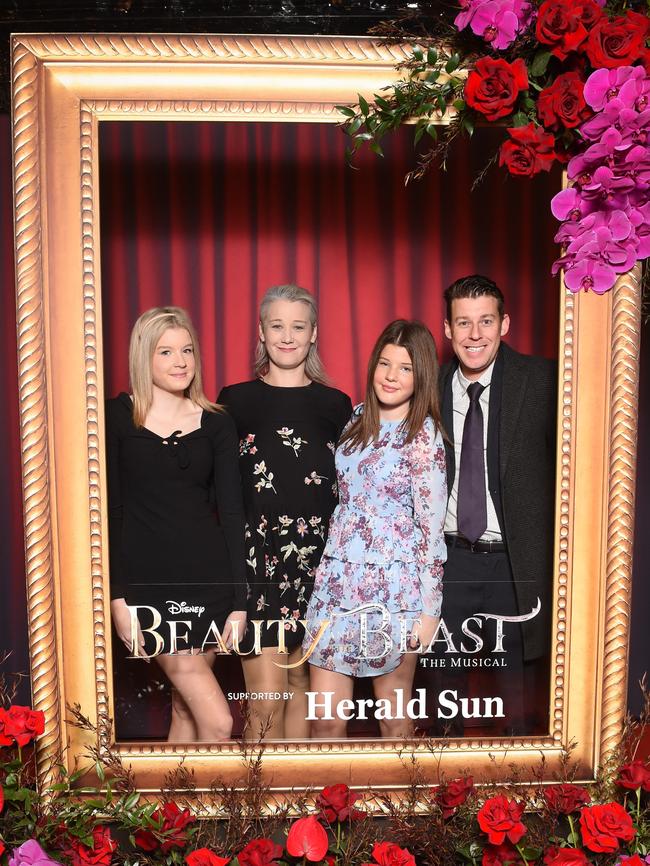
[99, 121, 561, 406]
[98, 120, 562, 737]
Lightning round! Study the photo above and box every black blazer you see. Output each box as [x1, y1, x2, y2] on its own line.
[440, 343, 557, 660]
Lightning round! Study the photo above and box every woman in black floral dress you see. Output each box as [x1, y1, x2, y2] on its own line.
[219, 285, 351, 739]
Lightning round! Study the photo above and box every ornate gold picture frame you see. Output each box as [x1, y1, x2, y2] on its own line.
[10, 32, 641, 801]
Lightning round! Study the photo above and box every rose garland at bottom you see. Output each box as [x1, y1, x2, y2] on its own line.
[0, 704, 649, 866]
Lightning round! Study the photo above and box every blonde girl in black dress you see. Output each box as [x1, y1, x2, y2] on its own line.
[107, 306, 247, 742]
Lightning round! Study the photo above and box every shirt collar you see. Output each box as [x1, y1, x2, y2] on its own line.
[455, 358, 496, 394]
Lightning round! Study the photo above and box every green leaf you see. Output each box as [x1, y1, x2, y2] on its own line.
[68, 768, 86, 783]
[426, 46, 438, 65]
[462, 115, 475, 136]
[124, 791, 141, 810]
[445, 53, 461, 74]
[336, 105, 356, 118]
[412, 47, 423, 62]
[531, 49, 552, 77]
[426, 70, 440, 84]
[354, 132, 374, 142]
[512, 111, 530, 127]
[369, 141, 384, 157]
[375, 96, 392, 111]
[426, 123, 438, 141]
[414, 123, 426, 145]
[85, 798, 108, 809]
[522, 97, 536, 111]
[348, 116, 363, 135]
[358, 95, 369, 116]
[520, 848, 542, 860]
[453, 99, 466, 111]
[436, 94, 447, 112]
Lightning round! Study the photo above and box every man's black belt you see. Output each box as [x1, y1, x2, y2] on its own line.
[444, 533, 507, 554]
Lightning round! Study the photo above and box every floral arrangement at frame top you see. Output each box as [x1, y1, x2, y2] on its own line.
[0, 695, 649, 866]
[340, 0, 650, 295]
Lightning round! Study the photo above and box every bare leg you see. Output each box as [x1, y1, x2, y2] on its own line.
[241, 648, 291, 740]
[167, 688, 199, 743]
[156, 652, 232, 742]
[308, 665, 354, 739]
[372, 654, 419, 739]
[285, 645, 311, 739]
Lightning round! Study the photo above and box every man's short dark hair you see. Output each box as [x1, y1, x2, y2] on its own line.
[444, 275, 505, 322]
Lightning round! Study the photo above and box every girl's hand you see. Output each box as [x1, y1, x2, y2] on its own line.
[222, 610, 247, 650]
[409, 614, 440, 652]
[111, 598, 149, 661]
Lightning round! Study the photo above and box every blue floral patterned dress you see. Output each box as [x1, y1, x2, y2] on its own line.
[304, 409, 447, 676]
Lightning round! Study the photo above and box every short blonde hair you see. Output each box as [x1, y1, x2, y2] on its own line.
[254, 284, 328, 384]
[128, 306, 218, 428]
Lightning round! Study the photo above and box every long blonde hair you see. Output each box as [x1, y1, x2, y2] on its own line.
[254, 284, 329, 385]
[128, 306, 218, 428]
[340, 319, 443, 451]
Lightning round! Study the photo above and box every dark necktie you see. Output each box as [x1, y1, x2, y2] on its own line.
[457, 382, 487, 543]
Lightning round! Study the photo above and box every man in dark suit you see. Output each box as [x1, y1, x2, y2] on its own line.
[425, 275, 556, 735]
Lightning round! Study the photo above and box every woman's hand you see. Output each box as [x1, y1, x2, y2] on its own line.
[409, 614, 440, 652]
[222, 610, 247, 650]
[111, 598, 149, 661]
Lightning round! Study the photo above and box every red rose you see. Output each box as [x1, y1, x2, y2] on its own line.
[317, 784, 364, 822]
[238, 839, 284, 866]
[543, 783, 591, 814]
[535, 0, 604, 60]
[134, 801, 195, 853]
[537, 72, 590, 130]
[465, 57, 528, 121]
[482, 843, 523, 866]
[617, 857, 647, 866]
[585, 11, 650, 69]
[477, 796, 527, 846]
[433, 776, 474, 818]
[67, 827, 117, 866]
[543, 847, 591, 865]
[579, 803, 636, 853]
[185, 849, 230, 866]
[499, 124, 557, 176]
[371, 842, 416, 866]
[0, 706, 45, 747]
[617, 760, 650, 792]
[286, 817, 328, 862]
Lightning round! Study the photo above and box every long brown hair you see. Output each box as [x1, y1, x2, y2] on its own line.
[340, 320, 443, 451]
[129, 306, 218, 428]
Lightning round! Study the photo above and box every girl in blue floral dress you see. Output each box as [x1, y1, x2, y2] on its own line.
[304, 320, 447, 738]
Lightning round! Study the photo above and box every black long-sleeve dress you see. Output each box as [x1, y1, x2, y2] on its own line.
[217, 380, 352, 651]
[106, 392, 247, 654]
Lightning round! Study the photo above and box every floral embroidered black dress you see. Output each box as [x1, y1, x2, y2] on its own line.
[218, 380, 352, 650]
